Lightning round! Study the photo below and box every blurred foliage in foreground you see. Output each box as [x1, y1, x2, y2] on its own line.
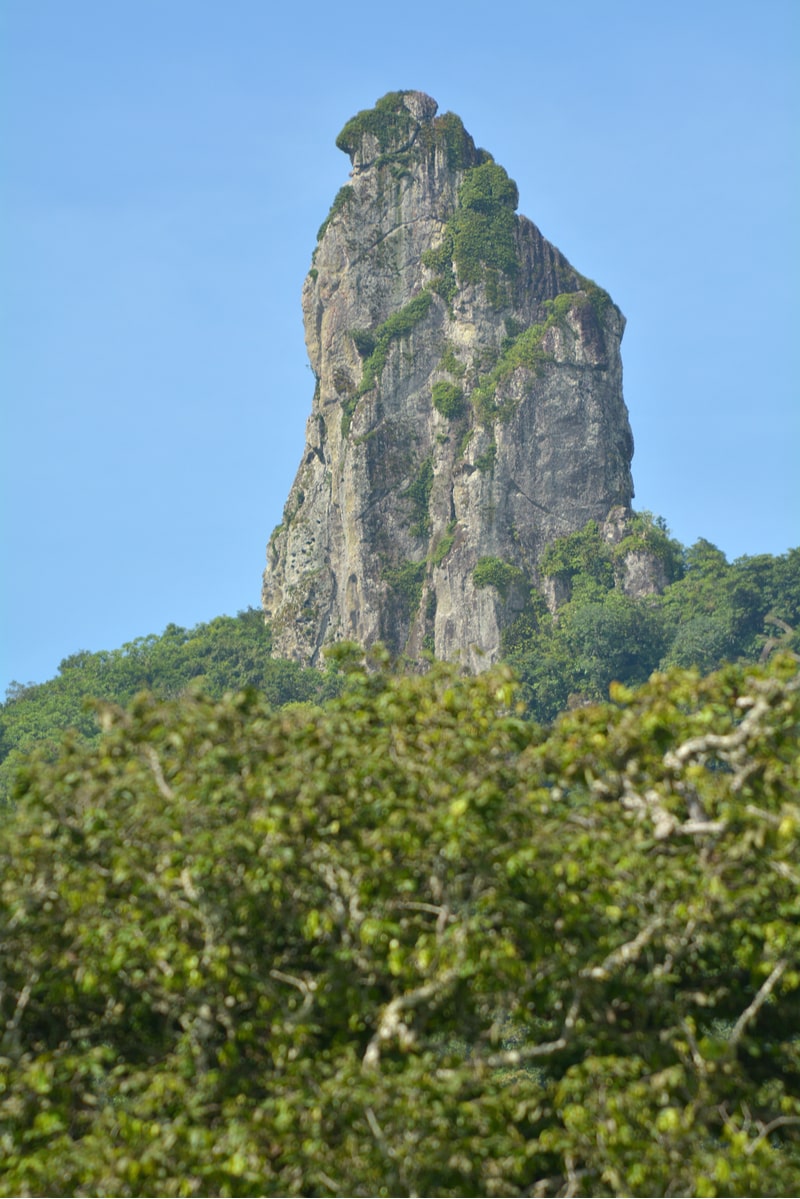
[1, 651, 798, 1196]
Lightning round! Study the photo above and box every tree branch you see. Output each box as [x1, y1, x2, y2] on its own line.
[481, 996, 580, 1070]
[581, 917, 664, 981]
[729, 959, 787, 1049]
[362, 971, 461, 1070]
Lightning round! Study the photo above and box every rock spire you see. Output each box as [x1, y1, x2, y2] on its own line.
[262, 91, 635, 669]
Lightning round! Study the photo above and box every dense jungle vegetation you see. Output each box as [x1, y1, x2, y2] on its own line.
[1, 520, 798, 1196]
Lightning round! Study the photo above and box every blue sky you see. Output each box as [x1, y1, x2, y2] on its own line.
[1, 0, 798, 691]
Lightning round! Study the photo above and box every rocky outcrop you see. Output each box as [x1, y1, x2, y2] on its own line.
[263, 91, 635, 669]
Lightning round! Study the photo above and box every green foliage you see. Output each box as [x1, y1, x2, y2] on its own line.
[431, 380, 464, 419]
[458, 159, 519, 213]
[401, 456, 434, 538]
[1, 656, 798, 1195]
[449, 161, 520, 288]
[422, 235, 458, 304]
[350, 327, 376, 358]
[335, 91, 416, 158]
[0, 610, 333, 806]
[511, 519, 800, 720]
[422, 160, 520, 308]
[316, 184, 355, 243]
[562, 590, 670, 698]
[615, 509, 684, 582]
[474, 440, 497, 472]
[382, 559, 426, 620]
[426, 111, 475, 170]
[344, 292, 434, 434]
[471, 292, 584, 422]
[660, 542, 800, 667]
[468, 285, 616, 423]
[439, 344, 465, 378]
[430, 521, 457, 567]
[512, 576, 658, 720]
[540, 519, 616, 599]
[473, 555, 526, 599]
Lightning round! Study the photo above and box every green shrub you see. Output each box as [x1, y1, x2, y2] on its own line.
[473, 556, 524, 599]
[432, 380, 464, 419]
[316, 184, 355, 243]
[336, 91, 415, 158]
[383, 559, 426, 618]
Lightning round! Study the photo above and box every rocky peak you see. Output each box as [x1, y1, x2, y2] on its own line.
[262, 92, 636, 669]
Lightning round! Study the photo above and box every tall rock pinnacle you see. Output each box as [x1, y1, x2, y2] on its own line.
[262, 91, 634, 669]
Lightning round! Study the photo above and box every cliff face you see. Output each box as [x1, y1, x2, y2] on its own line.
[263, 91, 635, 669]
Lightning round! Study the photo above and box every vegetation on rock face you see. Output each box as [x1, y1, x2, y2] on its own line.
[1, 652, 798, 1196]
[470, 287, 611, 424]
[401, 455, 434, 538]
[430, 520, 457, 567]
[431, 379, 465, 419]
[451, 160, 520, 283]
[344, 291, 434, 433]
[473, 555, 527, 599]
[335, 91, 417, 159]
[381, 559, 426, 623]
[425, 110, 475, 170]
[509, 519, 800, 722]
[423, 158, 520, 307]
[315, 183, 355, 244]
[474, 439, 498, 472]
[336, 94, 476, 173]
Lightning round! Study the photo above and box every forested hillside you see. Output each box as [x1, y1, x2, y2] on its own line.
[505, 516, 799, 720]
[0, 609, 337, 804]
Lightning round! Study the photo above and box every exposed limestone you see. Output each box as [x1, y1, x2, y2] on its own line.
[263, 91, 636, 668]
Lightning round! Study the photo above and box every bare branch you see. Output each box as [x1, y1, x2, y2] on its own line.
[363, 971, 461, 1070]
[1, 977, 36, 1057]
[678, 819, 726, 836]
[770, 860, 800, 886]
[582, 917, 664, 981]
[142, 745, 174, 800]
[746, 1115, 800, 1155]
[481, 996, 580, 1070]
[392, 900, 453, 919]
[729, 959, 787, 1050]
[765, 614, 795, 637]
[270, 968, 318, 1019]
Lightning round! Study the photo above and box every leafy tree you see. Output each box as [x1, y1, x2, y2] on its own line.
[1, 654, 798, 1196]
[0, 609, 335, 806]
[511, 521, 799, 720]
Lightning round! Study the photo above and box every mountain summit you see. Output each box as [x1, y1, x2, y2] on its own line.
[262, 91, 635, 668]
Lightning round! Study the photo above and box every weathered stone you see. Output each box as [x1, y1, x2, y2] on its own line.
[263, 91, 636, 668]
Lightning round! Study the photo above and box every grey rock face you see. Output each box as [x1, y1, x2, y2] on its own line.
[262, 91, 635, 668]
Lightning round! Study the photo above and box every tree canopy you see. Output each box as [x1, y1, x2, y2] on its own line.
[1, 652, 798, 1196]
[0, 609, 336, 805]
[506, 520, 799, 721]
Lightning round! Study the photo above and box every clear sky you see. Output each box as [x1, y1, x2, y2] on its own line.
[1, 0, 798, 692]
